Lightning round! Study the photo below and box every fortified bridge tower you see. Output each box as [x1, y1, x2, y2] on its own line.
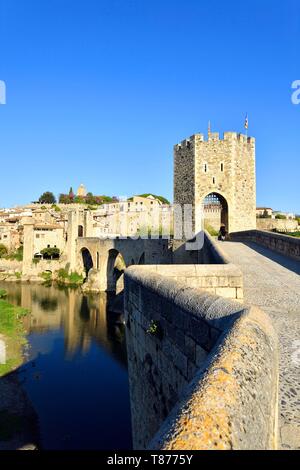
[174, 130, 256, 234]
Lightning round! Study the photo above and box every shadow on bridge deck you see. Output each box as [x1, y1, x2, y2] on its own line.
[234, 240, 300, 276]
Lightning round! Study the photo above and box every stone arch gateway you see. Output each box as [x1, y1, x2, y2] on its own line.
[202, 192, 229, 233]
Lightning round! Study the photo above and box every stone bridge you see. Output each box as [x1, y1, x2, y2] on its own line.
[124, 230, 300, 450]
[75, 237, 172, 292]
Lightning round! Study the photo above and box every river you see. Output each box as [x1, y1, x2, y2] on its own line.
[0, 282, 132, 450]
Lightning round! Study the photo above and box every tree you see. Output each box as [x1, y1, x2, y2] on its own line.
[59, 194, 70, 204]
[69, 187, 74, 201]
[261, 209, 271, 219]
[39, 191, 56, 204]
[40, 247, 60, 259]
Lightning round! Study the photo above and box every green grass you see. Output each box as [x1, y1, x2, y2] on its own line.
[0, 300, 28, 377]
[0, 300, 27, 337]
[204, 223, 219, 237]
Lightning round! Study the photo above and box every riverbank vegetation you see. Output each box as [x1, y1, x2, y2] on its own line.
[57, 269, 84, 286]
[38, 269, 84, 287]
[0, 245, 23, 261]
[0, 291, 28, 376]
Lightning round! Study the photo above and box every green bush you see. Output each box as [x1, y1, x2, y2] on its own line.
[68, 272, 84, 284]
[0, 244, 8, 258]
[51, 204, 61, 212]
[57, 269, 83, 286]
[40, 247, 60, 259]
[275, 214, 286, 220]
[0, 289, 7, 299]
[39, 271, 52, 282]
[57, 268, 68, 279]
[147, 320, 163, 339]
[5, 246, 23, 261]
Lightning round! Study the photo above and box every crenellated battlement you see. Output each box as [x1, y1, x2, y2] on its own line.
[174, 131, 255, 150]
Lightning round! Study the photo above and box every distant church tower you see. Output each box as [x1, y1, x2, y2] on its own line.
[77, 184, 87, 197]
[174, 130, 256, 234]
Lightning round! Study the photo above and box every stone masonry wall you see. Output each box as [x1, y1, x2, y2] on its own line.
[230, 230, 300, 261]
[256, 218, 299, 232]
[132, 264, 243, 300]
[124, 268, 278, 450]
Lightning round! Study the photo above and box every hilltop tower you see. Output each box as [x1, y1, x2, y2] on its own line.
[174, 131, 256, 234]
[77, 184, 87, 197]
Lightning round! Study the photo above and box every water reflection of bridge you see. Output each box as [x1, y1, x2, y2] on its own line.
[1, 283, 127, 366]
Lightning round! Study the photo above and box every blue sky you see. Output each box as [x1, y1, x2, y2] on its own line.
[0, 0, 299, 212]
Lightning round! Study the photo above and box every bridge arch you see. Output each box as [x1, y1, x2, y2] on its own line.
[81, 247, 94, 278]
[202, 192, 229, 233]
[138, 252, 145, 265]
[107, 249, 127, 292]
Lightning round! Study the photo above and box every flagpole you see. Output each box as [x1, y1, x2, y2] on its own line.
[245, 113, 248, 138]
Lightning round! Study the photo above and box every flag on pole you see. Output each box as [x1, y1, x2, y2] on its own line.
[244, 113, 249, 130]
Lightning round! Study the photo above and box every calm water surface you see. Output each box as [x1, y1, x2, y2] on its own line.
[0, 282, 132, 450]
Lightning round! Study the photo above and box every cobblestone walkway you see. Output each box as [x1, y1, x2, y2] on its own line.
[217, 240, 300, 450]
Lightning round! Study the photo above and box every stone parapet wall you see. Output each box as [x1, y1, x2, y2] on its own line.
[256, 218, 299, 232]
[133, 264, 243, 300]
[230, 230, 300, 261]
[200, 231, 230, 264]
[125, 268, 278, 450]
[150, 305, 278, 450]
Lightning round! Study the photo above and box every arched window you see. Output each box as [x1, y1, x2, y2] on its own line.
[78, 225, 84, 237]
